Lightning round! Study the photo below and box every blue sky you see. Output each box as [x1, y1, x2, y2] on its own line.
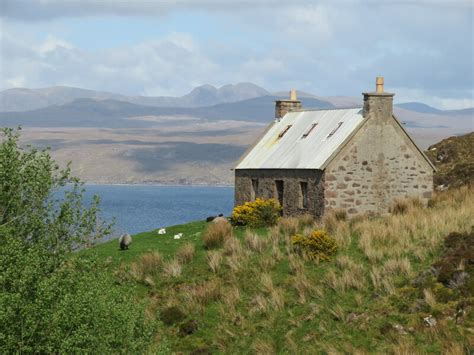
[1, 0, 473, 109]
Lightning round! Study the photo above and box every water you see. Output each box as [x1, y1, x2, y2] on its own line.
[80, 184, 234, 235]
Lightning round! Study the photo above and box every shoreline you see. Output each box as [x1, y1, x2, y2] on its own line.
[82, 182, 235, 188]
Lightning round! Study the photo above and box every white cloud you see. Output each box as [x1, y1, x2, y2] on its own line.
[0, 2, 472, 109]
[36, 35, 74, 57]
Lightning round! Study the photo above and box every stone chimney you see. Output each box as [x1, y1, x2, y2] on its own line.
[275, 89, 302, 119]
[362, 77, 394, 122]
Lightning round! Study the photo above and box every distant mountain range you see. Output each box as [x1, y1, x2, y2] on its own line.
[1, 83, 471, 120]
[395, 102, 474, 116]
[0, 95, 334, 127]
[0, 83, 270, 112]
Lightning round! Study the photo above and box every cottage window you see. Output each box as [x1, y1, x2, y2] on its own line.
[278, 125, 292, 138]
[302, 123, 318, 138]
[251, 179, 259, 201]
[275, 180, 284, 207]
[327, 122, 343, 138]
[299, 182, 308, 209]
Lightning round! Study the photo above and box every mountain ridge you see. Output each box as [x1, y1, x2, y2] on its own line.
[0, 83, 270, 112]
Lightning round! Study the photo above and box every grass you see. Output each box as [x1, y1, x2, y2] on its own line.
[89, 185, 473, 353]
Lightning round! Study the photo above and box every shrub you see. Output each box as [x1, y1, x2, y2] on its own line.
[202, 221, 232, 249]
[230, 198, 281, 228]
[291, 230, 338, 261]
[0, 128, 159, 353]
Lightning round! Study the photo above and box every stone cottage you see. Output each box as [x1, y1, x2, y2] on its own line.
[234, 77, 435, 218]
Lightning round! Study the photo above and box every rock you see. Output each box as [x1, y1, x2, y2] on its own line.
[393, 324, 407, 334]
[423, 315, 437, 327]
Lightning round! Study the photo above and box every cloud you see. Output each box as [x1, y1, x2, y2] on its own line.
[1, 0, 302, 21]
[0, 1, 472, 108]
[2, 0, 472, 22]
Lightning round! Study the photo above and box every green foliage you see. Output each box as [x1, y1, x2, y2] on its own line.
[0, 128, 159, 353]
[292, 230, 338, 261]
[230, 198, 281, 228]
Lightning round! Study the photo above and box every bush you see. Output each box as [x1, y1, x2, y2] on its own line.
[230, 198, 281, 228]
[202, 221, 232, 249]
[0, 128, 159, 353]
[0, 240, 156, 353]
[291, 230, 338, 261]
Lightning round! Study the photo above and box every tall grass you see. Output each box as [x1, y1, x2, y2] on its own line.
[118, 185, 473, 354]
[202, 221, 232, 249]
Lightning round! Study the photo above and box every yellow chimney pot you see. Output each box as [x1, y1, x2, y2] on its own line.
[290, 89, 297, 101]
[376, 77, 384, 93]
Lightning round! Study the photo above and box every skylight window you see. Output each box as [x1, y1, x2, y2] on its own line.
[302, 123, 318, 138]
[327, 122, 343, 138]
[278, 125, 292, 138]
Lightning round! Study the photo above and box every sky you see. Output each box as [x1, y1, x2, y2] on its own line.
[1, 0, 473, 109]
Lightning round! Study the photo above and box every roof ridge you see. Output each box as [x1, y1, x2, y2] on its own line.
[293, 106, 362, 112]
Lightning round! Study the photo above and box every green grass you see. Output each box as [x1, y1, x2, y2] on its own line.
[86, 188, 473, 354]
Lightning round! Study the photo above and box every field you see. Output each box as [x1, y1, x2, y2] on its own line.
[90, 185, 473, 353]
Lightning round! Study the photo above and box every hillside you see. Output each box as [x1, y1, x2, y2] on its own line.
[90, 186, 473, 353]
[425, 132, 474, 189]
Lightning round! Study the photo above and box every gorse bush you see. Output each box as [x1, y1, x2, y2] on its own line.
[292, 230, 338, 261]
[0, 128, 159, 353]
[231, 198, 281, 228]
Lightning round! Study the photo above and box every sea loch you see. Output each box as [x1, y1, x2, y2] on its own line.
[81, 184, 234, 237]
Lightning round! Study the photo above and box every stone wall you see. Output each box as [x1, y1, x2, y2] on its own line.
[324, 117, 434, 216]
[235, 169, 325, 218]
[275, 100, 302, 119]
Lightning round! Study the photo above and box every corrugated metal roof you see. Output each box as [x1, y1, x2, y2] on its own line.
[235, 108, 365, 169]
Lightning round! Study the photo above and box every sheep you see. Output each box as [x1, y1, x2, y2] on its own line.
[119, 233, 132, 250]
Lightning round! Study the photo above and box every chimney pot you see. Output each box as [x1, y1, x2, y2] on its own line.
[362, 77, 394, 120]
[376, 76, 384, 93]
[290, 89, 297, 101]
[275, 89, 302, 119]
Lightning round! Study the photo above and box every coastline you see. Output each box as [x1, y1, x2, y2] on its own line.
[82, 182, 235, 188]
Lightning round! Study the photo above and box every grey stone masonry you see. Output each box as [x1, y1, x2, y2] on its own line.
[235, 169, 325, 219]
[275, 99, 302, 119]
[324, 91, 433, 216]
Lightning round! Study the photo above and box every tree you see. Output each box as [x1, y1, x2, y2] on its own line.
[0, 128, 159, 353]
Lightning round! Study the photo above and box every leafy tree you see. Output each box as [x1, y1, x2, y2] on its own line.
[0, 128, 161, 353]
